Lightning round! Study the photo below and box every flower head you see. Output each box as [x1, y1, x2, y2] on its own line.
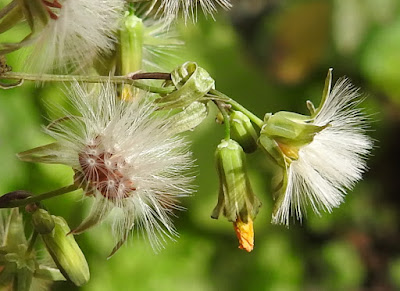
[153, 0, 232, 21]
[259, 69, 373, 225]
[28, 0, 124, 73]
[18, 83, 194, 252]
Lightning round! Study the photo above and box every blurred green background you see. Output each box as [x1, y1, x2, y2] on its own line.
[1, 0, 400, 290]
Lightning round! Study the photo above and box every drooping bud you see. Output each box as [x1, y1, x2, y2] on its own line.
[212, 139, 261, 252]
[157, 62, 215, 109]
[40, 216, 89, 286]
[229, 111, 258, 153]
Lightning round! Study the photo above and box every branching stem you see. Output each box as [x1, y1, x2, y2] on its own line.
[0, 72, 174, 94]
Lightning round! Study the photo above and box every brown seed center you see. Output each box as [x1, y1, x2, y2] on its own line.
[77, 144, 136, 200]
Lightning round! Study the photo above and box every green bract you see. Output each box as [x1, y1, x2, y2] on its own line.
[212, 139, 261, 223]
[157, 62, 215, 109]
[230, 111, 258, 153]
[168, 101, 208, 134]
[118, 10, 144, 75]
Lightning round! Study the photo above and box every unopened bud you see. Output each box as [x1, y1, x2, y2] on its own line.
[31, 209, 55, 234]
[212, 139, 261, 250]
[230, 111, 258, 153]
[117, 10, 144, 100]
[41, 216, 89, 286]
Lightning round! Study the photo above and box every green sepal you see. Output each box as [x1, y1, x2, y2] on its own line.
[41, 216, 90, 287]
[312, 68, 333, 117]
[17, 143, 63, 164]
[4, 209, 27, 249]
[212, 139, 261, 223]
[271, 165, 289, 216]
[34, 265, 66, 282]
[262, 111, 327, 148]
[31, 209, 55, 234]
[230, 111, 258, 153]
[168, 101, 208, 134]
[258, 133, 286, 168]
[69, 199, 112, 235]
[157, 62, 215, 109]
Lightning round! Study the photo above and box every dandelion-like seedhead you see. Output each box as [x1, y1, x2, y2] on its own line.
[155, 0, 232, 21]
[271, 78, 373, 225]
[29, 0, 124, 73]
[22, 83, 194, 251]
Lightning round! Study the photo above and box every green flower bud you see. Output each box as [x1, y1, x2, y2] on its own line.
[118, 11, 144, 75]
[212, 139, 261, 252]
[230, 111, 258, 153]
[117, 10, 144, 100]
[41, 216, 89, 287]
[212, 139, 261, 222]
[157, 62, 215, 109]
[31, 209, 55, 234]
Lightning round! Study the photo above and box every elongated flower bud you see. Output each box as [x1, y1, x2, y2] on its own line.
[117, 10, 144, 100]
[41, 216, 89, 286]
[230, 111, 258, 153]
[212, 139, 261, 252]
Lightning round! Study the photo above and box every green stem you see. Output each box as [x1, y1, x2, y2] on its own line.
[209, 89, 264, 129]
[0, 0, 17, 20]
[215, 101, 231, 141]
[0, 184, 78, 209]
[26, 231, 38, 255]
[0, 72, 174, 95]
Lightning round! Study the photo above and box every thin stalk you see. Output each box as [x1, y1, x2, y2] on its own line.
[209, 89, 264, 129]
[26, 231, 38, 255]
[0, 0, 17, 20]
[0, 184, 78, 209]
[215, 101, 231, 141]
[0, 72, 175, 95]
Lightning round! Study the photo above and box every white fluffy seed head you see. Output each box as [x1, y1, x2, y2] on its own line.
[41, 82, 194, 251]
[272, 78, 373, 225]
[155, 0, 232, 21]
[28, 0, 124, 73]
